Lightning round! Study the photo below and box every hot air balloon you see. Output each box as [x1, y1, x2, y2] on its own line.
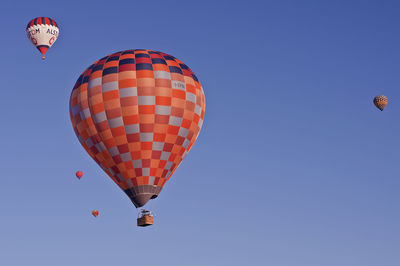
[26, 17, 59, 59]
[76, 171, 83, 179]
[373, 95, 388, 111]
[92, 210, 99, 217]
[69, 49, 205, 214]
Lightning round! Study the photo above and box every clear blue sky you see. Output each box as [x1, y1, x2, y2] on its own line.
[0, 0, 399, 265]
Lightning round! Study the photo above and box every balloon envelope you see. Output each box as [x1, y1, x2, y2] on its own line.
[92, 210, 99, 217]
[373, 95, 388, 111]
[76, 171, 83, 179]
[26, 17, 59, 59]
[69, 49, 205, 208]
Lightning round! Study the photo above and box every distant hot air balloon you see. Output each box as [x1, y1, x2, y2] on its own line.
[69, 49, 205, 210]
[373, 95, 388, 111]
[76, 171, 83, 179]
[92, 210, 99, 217]
[26, 17, 59, 59]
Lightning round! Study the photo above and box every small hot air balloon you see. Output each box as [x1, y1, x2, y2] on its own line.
[76, 171, 83, 179]
[69, 49, 205, 214]
[26, 17, 59, 60]
[92, 210, 99, 217]
[373, 95, 388, 111]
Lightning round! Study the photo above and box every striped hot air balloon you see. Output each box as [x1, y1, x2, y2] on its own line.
[373, 95, 388, 111]
[26, 17, 59, 59]
[69, 49, 205, 208]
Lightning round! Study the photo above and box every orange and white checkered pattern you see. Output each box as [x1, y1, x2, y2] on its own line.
[69, 50, 205, 205]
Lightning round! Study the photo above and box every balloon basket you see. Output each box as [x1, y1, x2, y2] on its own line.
[137, 209, 154, 227]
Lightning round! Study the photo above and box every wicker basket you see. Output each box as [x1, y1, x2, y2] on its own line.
[137, 215, 154, 227]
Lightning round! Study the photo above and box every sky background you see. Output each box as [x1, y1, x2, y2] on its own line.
[0, 0, 399, 265]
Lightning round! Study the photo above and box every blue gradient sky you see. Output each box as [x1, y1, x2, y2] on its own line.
[1, 0, 399, 265]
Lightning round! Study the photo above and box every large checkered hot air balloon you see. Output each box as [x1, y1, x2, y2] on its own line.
[26, 17, 59, 59]
[69, 49, 205, 210]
